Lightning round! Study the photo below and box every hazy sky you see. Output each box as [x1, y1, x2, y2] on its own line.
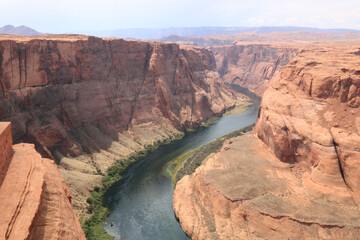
[1, 0, 360, 33]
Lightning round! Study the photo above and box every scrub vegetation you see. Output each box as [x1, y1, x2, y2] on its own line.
[82, 96, 254, 239]
[82, 133, 184, 240]
[169, 124, 254, 185]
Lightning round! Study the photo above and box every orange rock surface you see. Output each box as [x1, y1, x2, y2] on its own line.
[0, 122, 85, 239]
[174, 133, 360, 239]
[255, 43, 360, 203]
[0, 122, 12, 181]
[174, 42, 360, 239]
[211, 44, 297, 95]
[0, 35, 245, 218]
[0, 36, 239, 157]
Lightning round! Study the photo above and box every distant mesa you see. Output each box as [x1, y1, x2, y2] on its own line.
[0, 25, 42, 36]
[80, 26, 360, 40]
[2, 25, 360, 39]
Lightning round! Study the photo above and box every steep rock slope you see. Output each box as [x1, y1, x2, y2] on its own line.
[0, 122, 12, 178]
[0, 36, 242, 218]
[0, 37, 236, 153]
[211, 44, 297, 95]
[0, 122, 85, 240]
[174, 42, 360, 239]
[174, 133, 360, 239]
[255, 43, 360, 204]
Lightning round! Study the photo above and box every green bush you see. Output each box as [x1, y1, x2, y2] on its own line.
[171, 124, 255, 184]
[82, 133, 185, 240]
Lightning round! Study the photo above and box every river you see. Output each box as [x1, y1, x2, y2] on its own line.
[104, 86, 261, 240]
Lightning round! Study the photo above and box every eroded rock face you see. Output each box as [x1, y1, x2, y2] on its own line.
[255, 45, 360, 203]
[211, 44, 297, 95]
[0, 122, 12, 179]
[174, 133, 360, 239]
[0, 122, 85, 240]
[0, 36, 243, 218]
[174, 43, 360, 239]
[0, 37, 237, 157]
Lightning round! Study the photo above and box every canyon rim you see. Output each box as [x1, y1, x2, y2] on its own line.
[0, 3, 360, 239]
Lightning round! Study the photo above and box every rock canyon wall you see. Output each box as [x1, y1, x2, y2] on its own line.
[0, 122, 85, 240]
[211, 44, 297, 95]
[174, 42, 360, 239]
[0, 122, 12, 176]
[0, 35, 243, 219]
[0, 36, 237, 155]
[255, 43, 360, 205]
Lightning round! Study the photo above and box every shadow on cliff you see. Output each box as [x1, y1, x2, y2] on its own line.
[228, 83, 261, 105]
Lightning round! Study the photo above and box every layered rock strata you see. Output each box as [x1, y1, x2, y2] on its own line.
[255, 44, 360, 204]
[211, 44, 297, 95]
[174, 133, 360, 239]
[0, 122, 12, 181]
[0, 122, 85, 240]
[0, 35, 244, 218]
[174, 43, 360, 239]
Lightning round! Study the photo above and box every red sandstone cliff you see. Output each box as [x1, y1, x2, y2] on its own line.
[174, 42, 360, 239]
[255, 43, 360, 204]
[0, 36, 237, 157]
[0, 122, 85, 240]
[0, 122, 12, 178]
[0, 35, 244, 218]
[161, 35, 299, 96]
[211, 44, 297, 95]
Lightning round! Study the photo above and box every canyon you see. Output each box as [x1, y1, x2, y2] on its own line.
[0, 122, 85, 239]
[174, 42, 360, 239]
[211, 43, 297, 95]
[0, 34, 245, 231]
[0, 31, 359, 240]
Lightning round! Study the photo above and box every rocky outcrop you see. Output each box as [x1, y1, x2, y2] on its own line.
[174, 133, 360, 239]
[0, 122, 12, 181]
[174, 43, 360, 239]
[0, 36, 243, 218]
[0, 122, 85, 240]
[211, 44, 297, 95]
[255, 44, 360, 203]
[0, 37, 236, 151]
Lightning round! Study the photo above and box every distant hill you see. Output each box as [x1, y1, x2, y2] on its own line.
[0, 25, 42, 35]
[80, 26, 360, 40]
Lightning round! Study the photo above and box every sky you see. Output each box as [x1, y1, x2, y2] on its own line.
[0, 0, 360, 33]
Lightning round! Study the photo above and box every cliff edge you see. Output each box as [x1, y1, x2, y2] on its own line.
[0, 122, 85, 240]
[174, 42, 360, 239]
[211, 43, 297, 95]
[255, 43, 360, 203]
[0, 35, 245, 219]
